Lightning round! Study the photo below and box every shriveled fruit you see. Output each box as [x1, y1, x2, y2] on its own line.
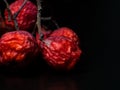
[0, 30, 38, 66]
[50, 27, 80, 45]
[4, 0, 37, 31]
[40, 36, 82, 70]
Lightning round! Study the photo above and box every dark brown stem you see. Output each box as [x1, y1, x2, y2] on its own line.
[13, 18, 19, 30]
[3, 0, 12, 21]
[41, 17, 52, 20]
[3, 0, 28, 30]
[13, 0, 28, 18]
[32, 23, 37, 35]
[3, 0, 19, 30]
[36, 0, 43, 40]
[51, 19, 59, 29]
[12, 0, 28, 30]
[41, 16, 60, 29]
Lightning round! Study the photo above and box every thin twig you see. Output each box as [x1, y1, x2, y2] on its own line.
[51, 19, 59, 29]
[13, 0, 28, 18]
[3, 0, 19, 30]
[36, 0, 43, 39]
[13, 18, 19, 30]
[3, 0, 28, 30]
[32, 23, 37, 35]
[12, 0, 28, 30]
[41, 16, 59, 29]
[3, 0, 12, 21]
[41, 17, 52, 21]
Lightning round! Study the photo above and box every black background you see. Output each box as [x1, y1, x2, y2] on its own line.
[0, 0, 119, 90]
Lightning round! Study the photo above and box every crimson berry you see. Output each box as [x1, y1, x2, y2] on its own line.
[0, 30, 38, 66]
[40, 36, 82, 70]
[4, 0, 37, 31]
[36, 27, 82, 71]
[50, 27, 80, 45]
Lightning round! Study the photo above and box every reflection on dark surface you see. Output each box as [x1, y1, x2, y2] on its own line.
[0, 72, 79, 90]
[0, 67, 103, 90]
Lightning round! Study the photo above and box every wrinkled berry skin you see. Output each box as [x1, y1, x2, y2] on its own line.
[0, 31, 38, 67]
[4, 0, 37, 31]
[50, 27, 80, 45]
[40, 36, 82, 70]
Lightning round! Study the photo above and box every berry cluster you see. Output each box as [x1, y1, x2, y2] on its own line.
[0, 0, 82, 71]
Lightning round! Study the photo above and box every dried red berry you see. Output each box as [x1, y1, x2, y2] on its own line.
[50, 27, 80, 45]
[0, 31, 38, 66]
[4, 0, 37, 31]
[40, 35, 82, 70]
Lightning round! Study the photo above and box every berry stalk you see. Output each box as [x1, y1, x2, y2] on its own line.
[3, 0, 12, 21]
[41, 16, 60, 29]
[13, 0, 28, 19]
[51, 19, 59, 29]
[36, 0, 43, 40]
[12, 0, 28, 31]
[3, 0, 28, 30]
[3, 0, 19, 30]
